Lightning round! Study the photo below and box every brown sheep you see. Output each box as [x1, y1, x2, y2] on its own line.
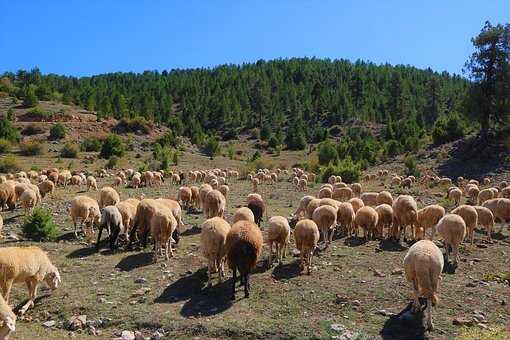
[360, 192, 378, 206]
[332, 187, 353, 202]
[0, 181, 16, 211]
[232, 207, 255, 224]
[201, 217, 231, 287]
[226, 220, 263, 299]
[98, 186, 121, 208]
[473, 206, 495, 241]
[337, 202, 356, 237]
[415, 205, 446, 240]
[247, 193, 266, 227]
[178, 186, 192, 209]
[436, 214, 466, 266]
[204, 190, 226, 219]
[312, 205, 337, 247]
[392, 195, 417, 242]
[354, 206, 378, 240]
[376, 191, 393, 206]
[348, 197, 365, 213]
[305, 198, 322, 219]
[70, 195, 101, 237]
[267, 216, 291, 267]
[451, 205, 478, 245]
[293, 195, 315, 219]
[150, 209, 177, 262]
[294, 219, 320, 275]
[38, 180, 55, 198]
[375, 204, 393, 239]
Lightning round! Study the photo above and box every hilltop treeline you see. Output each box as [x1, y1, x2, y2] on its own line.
[1, 58, 467, 141]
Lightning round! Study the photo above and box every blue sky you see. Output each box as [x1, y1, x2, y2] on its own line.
[0, 1, 508, 76]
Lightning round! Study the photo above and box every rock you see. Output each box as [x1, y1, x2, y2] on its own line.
[376, 309, 395, 317]
[453, 317, 473, 326]
[391, 268, 403, 275]
[472, 258, 482, 262]
[478, 323, 488, 329]
[330, 323, 345, 332]
[134, 277, 147, 284]
[65, 315, 87, 331]
[373, 269, 386, 277]
[351, 300, 361, 307]
[131, 287, 151, 297]
[335, 295, 348, 305]
[6, 233, 19, 241]
[476, 244, 488, 249]
[98, 297, 108, 303]
[121, 330, 135, 340]
[42, 320, 56, 328]
[466, 282, 477, 287]
[151, 330, 165, 339]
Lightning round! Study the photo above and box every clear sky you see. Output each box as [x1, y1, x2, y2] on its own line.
[0, 0, 508, 76]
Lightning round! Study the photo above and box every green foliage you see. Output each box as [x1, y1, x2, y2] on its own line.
[22, 207, 60, 241]
[157, 130, 179, 148]
[404, 155, 420, 178]
[260, 124, 272, 141]
[105, 156, 119, 169]
[6, 108, 15, 121]
[152, 143, 173, 169]
[20, 140, 46, 156]
[0, 154, 20, 172]
[227, 145, 235, 160]
[432, 113, 466, 145]
[21, 124, 44, 136]
[385, 140, 402, 158]
[49, 123, 66, 140]
[0, 139, 10, 153]
[25, 107, 51, 120]
[100, 134, 125, 159]
[22, 85, 38, 107]
[317, 140, 338, 165]
[60, 142, 79, 158]
[251, 150, 262, 162]
[116, 117, 150, 134]
[201, 135, 220, 158]
[81, 137, 101, 152]
[320, 157, 362, 184]
[285, 120, 307, 150]
[0, 117, 20, 141]
[172, 150, 179, 166]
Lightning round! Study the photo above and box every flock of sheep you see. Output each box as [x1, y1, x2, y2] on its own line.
[0, 166, 508, 337]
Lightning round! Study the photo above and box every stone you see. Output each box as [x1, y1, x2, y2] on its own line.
[42, 320, 56, 327]
[453, 317, 473, 326]
[134, 277, 147, 284]
[466, 282, 477, 287]
[391, 268, 403, 275]
[373, 269, 386, 277]
[131, 287, 151, 297]
[335, 295, 348, 305]
[121, 330, 135, 340]
[376, 309, 395, 317]
[65, 315, 87, 331]
[351, 300, 361, 307]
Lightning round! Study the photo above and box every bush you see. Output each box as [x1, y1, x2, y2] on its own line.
[0, 139, 10, 153]
[320, 157, 362, 184]
[260, 124, 272, 141]
[60, 142, 79, 158]
[251, 150, 262, 162]
[81, 137, 101, 152]
[105, 156, 119, 169]
[157, 130, 178, 147]
[385, 140, 402, 158]
[100, 134, 125, 159]
[0, 117, 20, 142]
[22, 86, 39, 108]
[201, 135, 220, 158]
[22, 124, 45, 136]
[116, 117, 150, 134]
[404, 155, 420, 178]
[317, 140, 338, 165]
[0, 154, 21, 172]
[20, 140, 46, 156]
[49, 123, 66, 140]
[25, 107, 51, 120]
[432, 113, 466, 145]
[22, 207, 60, 241]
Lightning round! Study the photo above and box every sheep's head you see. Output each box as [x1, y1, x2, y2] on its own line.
[44, 267, 61, 290]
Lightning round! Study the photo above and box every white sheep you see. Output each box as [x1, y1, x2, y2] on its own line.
[267, 216, 291, 267]
[436, 214, 466, 266]
[200, 217, 231, 287]
[294, 219, 320, 275]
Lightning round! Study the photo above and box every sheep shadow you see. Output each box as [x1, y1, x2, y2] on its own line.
[155, 267, 233, 317]
[181, 225, 201, 237]
[379, 239, 408, 252]
[271, 261, 301, 280]
[343, 236, 366, 247]
[66, 245, 97, 259]
[56, 231, 77, 242]
[13, 294, 51, 315]
[115, 252, 153, 272]
[380, 299, 427, 340]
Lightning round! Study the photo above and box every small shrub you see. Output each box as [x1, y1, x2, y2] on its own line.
[81, 137, 101, 152]
[251, 150, 262, 162]
[432, 113, 465, 145]
[105, 156, 119, 169]
[22, 86, 39, 108]
[320, 157, 362, 184]
[0, 154, 21, 172]
[22, 124, 45, 136]
[317, 140, 338, 165]
[404, 155, 420, 178]
[22, 207, 60, 241]
[201, 135, 220, 158]
[60, 142, 79, 158]
[0, 117, 20, 142]
[49, 123, 66, 140]
[0, 139, 10, 153]
[100, 134, 125, 159]
[25, 107, 51, 120]
[20, 140, 46, 156]
[116, 117, 150, 134]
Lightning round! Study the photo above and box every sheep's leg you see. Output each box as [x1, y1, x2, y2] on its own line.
[268, 243, 273, 267]
[329, 227, 335, 243]
[2, 279, 13, 305]
[444, 242, 449, 264]
[487, 224, 492, 241]
[153, 240, 159, 263]
[95, 226, 103, 252]
[230, 267, 237, 300]
[299, 253, 305, 271]
[244, 273, 250, 298]
[452, 244, 459, 265]
[308, 250, 314, 275]
[425, 297, 433, 330]
[411, 280, 421, 313]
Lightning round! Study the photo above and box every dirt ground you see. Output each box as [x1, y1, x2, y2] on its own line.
[1, 150, 509, 340]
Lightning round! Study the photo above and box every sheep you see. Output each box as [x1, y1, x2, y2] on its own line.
[403, 240, 444, 331]
[436, 214, 466, 266]
[305, 198, 322, 219]
[70, 195, 101, 238]
[178, 186, 192, 209]
[0, 293, 15, 339]
[351, 183, 362, 197]
[332, 187, 353, 202]
[298, 178, 308, 191]
[247, 193, 266, 227]
[142, 171, 154, 187]
[155, 198, 185, 233]
[354, 206, 378, 240]
[375, 204, 393, 239]
[490, 198, 510, 233]
[204, 190, 226, 219]
[232, 207, 255, 224]
[467, 185, 480, 204]
[199, 184, 213, 210]
[37, 180, 55, 198]
[360, 192, 378, 206]
[337, 202, 356, 237]
[0, 182, 16, 211]
[392, 195, 418, 242]
[415, 205, 445, 241]
[318, 187, 333, 199]
[19, 189, 37, 214]
[294, 219, 320, 275]
[478, 188, 494, 205]
[293, 195, 315, 219]
[0, 246, 61, 315]
[348, 197, 364, 213]
[219, 184, 230, 198]
[499, 186, 510, 198]
[376, 191, 393, 206]
[319, 197, 339, 209]
[113, 176, 123, 187]
[201, 217, 231, 287]
[473, 206, 495, 241]
[312, 205, 337, 246]
[251, 178, 259, 192]
[267, 216, 291, 267]
[226, 220, 263, 299]
[150, 209, 177, 262]
[116, 198, 139, 238]
[447, 187, 462, 206]
[451, 205, 478, 245]
[130, 174, 141, 189]
[98, 186, 120, 209]
[401, 177, 412, 189]
[96, 205, 125, 251]
[0, 214, 3, 239]
[189, 186, 200, 208]
[71, 175, 83, 186]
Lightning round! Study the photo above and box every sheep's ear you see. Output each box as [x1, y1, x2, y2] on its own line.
[4, 316, 15, 331]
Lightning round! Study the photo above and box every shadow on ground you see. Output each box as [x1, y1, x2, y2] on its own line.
[154, 267, 233, 317]
[271, 261, 301, 280]
[115, 252, 153, 271]
[380, 299, 427, 340]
